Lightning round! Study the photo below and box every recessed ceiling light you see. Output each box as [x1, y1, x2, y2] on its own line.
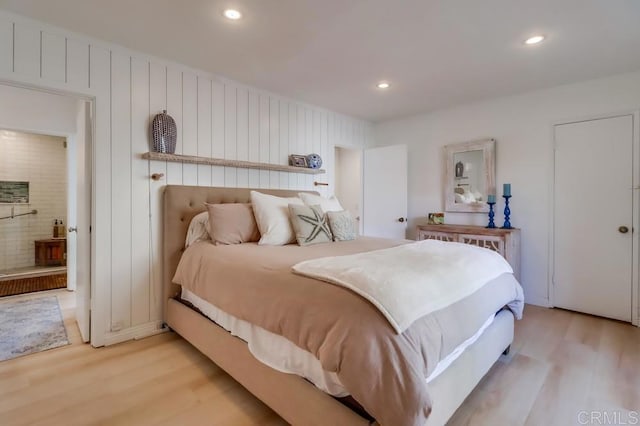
[377, 81, 390, 89]
[224, 9, 242, 20]
[525, 35, 545, 45]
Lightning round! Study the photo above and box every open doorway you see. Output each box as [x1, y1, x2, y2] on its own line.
[0, 130, 68, 291]
[0, 84, 92, 361]
[334, 146, 363, 234]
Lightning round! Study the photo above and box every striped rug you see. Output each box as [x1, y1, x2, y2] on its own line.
[0, 274, 67, 298]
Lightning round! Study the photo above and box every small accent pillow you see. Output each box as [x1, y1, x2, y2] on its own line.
[251, 191, 304, 245]
[185, 211, 211, 248]
[298, 193, 343, 213]
[206, 203, 260, 245]
[327, 210, 357, 241]
[288, 204, 333, 246]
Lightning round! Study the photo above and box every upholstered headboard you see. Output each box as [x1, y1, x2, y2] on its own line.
[162, 185, 318, 317]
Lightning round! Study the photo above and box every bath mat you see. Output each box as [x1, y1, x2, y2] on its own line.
[0, 296, 70, 361]
[0, 274, 67, 297]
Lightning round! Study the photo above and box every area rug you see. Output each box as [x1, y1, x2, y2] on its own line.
[0, 274, 67, 297]
[0, 296, 70, 361]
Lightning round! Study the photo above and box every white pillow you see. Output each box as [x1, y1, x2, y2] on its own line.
[251, 191, 303, 245]
[298, 193, 343, 213]
[185, 211, 211, 247]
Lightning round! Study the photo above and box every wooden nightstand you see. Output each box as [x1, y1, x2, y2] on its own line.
[417, 224, 520, 281]
[34, 238, 67, 267]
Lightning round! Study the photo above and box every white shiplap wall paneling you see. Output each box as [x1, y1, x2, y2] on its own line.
[13, 23, 39, 77]
[288, 103, 297, 189]
[305, 108, 313, 188]
[320, 111, 328, 196]
[66, 38, 89, 91]
[0, 16, 12, 74]
[131, 57, 151, 327]
[0, 8, 372, 346]
[297, 106, 306, 189]
[197, 76, 212, 187]
[278, 100, 289, 190]
[259, 95, 270, 189]
[312, 110, 321, 191]
[41, 32, 65, 83]
[248, 90, 260, 188]
[110, 52, 132, 331]
[165, 67, 183, 185]
[88, 44, 112, 344]
[148, 61, 167, 323]
[269, 97, 280, 189]
[181, 72, 198, 186]
[236, 86, 249, 188]
[211, 80, 225, 186]
[224, 83, 238, 187]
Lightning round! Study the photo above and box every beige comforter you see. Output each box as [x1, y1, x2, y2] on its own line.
[173, 237, 524, 426]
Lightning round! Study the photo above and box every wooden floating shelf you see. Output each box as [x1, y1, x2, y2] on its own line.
[142, 152, 326, 175]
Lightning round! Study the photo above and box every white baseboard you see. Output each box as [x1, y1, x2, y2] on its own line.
[525, 296, 551, 308]
[103, 320, 167, 346]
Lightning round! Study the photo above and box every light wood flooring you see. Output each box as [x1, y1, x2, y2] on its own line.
[0, 294, 638, 425]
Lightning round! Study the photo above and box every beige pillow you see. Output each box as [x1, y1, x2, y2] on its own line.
[206, 203, 260, 245]
[288, 204, 333, 246]
[298, 193, 344, 213]
[250, 191, 304, 245]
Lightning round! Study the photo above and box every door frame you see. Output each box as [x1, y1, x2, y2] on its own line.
[549, 110, 640, 326]
[0, 79, 96, 336]
[334, 144, 364, 235]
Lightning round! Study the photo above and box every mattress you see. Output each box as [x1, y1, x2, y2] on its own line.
[181, 287, 496, 397]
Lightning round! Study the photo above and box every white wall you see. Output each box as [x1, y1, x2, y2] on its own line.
[0, 10, 372, 345]
[374, 71, 640, 307]
[0, 131, 67, 270]
[0, 84, 78, 135]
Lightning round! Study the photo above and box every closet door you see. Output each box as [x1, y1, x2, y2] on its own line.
[554, 114, 634, 322]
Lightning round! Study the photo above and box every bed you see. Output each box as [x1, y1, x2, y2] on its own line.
[163, 185, 523, 426]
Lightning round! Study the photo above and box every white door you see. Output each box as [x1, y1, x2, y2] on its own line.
[71, 100, 92, 342]
[363, 145, 408, 239]
[554, 115, 634, 322]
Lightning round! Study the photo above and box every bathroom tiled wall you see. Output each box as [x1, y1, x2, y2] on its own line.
[0, 130, 66, 271]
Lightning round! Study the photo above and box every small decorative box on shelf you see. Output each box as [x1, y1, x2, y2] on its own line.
[416, 224, 520, 281]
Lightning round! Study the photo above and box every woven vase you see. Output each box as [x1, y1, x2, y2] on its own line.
[151, 110, 177, 154]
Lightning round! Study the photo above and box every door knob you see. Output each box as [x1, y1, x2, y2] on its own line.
[68, 226, 77, 233]
[618, 226, 629, 234]
[398, 217, 406, 223]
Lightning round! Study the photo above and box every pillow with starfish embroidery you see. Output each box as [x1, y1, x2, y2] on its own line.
[288, 204, 334, 246]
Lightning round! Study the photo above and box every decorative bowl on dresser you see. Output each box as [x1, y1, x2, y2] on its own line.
[416, 224, 520, 281]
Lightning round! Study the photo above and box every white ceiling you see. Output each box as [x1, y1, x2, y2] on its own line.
[2, 0, 639, 122]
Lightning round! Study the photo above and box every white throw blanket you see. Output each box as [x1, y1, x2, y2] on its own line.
[292, 239, 513, 333]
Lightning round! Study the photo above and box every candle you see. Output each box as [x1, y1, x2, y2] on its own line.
[487, 194, 496, 203]
[503, 183, 511, 197]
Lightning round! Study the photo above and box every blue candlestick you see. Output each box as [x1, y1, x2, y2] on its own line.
[501, 195, 512, 229]
[503, 183, 511, 197]
[486, 202, 496, 228]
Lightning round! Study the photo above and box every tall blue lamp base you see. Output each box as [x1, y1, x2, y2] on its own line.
[486, 202, 496, 228]
[501, 195, 513, 229]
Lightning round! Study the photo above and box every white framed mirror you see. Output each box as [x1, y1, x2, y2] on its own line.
[444, 138, 495, 213]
